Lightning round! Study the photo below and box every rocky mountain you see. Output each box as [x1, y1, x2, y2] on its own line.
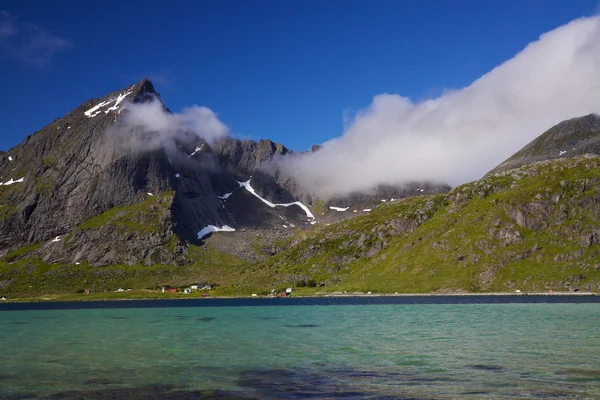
[4, 80, 597, 298]
[3, 154, 599, 296]
[0, 79, 438, 269]
[487, 113, 600, 176]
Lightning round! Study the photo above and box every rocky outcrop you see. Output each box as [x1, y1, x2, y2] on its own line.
[487, 113, 600, 175]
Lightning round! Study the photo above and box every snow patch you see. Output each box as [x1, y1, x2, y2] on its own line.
[217, 192, 233, 199]
[75, 262, 80, 265]
[329, 206, 349, 212]
[363, 209, 372, 212]
[175, 173, 180, 178]
[8, 156, 13, 161]
[237, 179, 315, 219]
[51, 236, 61, 243]
[189, 144, 204, 157]
[84, 89, 133, 118]
[197, 225, 235, 240]
[353, 210, 357, 213]
[147, 192, 154, 196]
[559, 150, 567, 156]
[381, 199, 387, 202]
[104, 90, 133, 114]
[282, 225, 288, 228]
[416, 188, 424, 192]
[0, 177, 24, 186]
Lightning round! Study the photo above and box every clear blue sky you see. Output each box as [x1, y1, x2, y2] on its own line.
[0, 0, 597, 152]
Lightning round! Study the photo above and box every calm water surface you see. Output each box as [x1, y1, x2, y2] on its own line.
[1, 296, 599, 399]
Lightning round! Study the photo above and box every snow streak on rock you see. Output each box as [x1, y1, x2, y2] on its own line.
[0, 177, 24, 186]
[329, 206, 349, 212]
[237, 179, 315, 219]
[197, 224, 235, 240]
[84, 88, 134, 118]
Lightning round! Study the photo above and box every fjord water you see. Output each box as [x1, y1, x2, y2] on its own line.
[1, 297, 600, 399]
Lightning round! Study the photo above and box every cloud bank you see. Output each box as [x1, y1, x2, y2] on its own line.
[0, 10, 72, 67]
[281, 16, 600, 198]
[106, 95, 229, 164]
[123, 99, 229, 144]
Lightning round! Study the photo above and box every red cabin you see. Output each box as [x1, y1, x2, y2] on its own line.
[165, 288, 177, 293]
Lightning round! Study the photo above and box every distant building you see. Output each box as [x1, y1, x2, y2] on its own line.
[165, 288, 177, 293]
[190, 285, 199, 290]
[183, 288, 192, 294]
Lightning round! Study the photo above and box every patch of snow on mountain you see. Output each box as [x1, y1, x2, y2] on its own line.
[8, 156, 12, 161]
[104, 90, 133, 114]
[381, 199, 387, 202]
[147, 192, 154, 196]
[283, 225, 288, 228]
[416, 188, 424, 192]
[0, 177, 24, 186]
[51, 236, 61, 243]
[175, 173, 180, 178]
[85, 89, 133, 117]
[363, 209, 372, 212]
[197, 225, 235, 240]
[237, 179, 315, 219]
[85, 101, 110, 117]
[189, 144, 204, 157]
[329, 206, 349, 212]
[559, 151, 567, 156]
[217, 192, 233, 199]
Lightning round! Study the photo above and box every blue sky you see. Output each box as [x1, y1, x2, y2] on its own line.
[0, 0, 597, 152]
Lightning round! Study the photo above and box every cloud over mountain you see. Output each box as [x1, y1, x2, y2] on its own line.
[280, 16, 600, 198]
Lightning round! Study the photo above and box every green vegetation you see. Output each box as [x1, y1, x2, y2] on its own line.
[0, 204, 17, 220]
[76, 191, 174, 234]
[0, 244, 245, 297]
[219, 156, 600, 294]
[2, 156, 600, 299]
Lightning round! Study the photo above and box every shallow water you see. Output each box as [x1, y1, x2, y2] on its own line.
[1, 297, 599, 399]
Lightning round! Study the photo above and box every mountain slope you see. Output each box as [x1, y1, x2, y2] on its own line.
[487, 113, 600, 176]
[224, 155, 600, 294]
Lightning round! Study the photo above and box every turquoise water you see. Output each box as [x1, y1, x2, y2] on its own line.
[1, 299, 600, 399]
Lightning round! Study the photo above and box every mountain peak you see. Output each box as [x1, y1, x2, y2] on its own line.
[486, 113, 600, 176]
[132, 78, 156, 96]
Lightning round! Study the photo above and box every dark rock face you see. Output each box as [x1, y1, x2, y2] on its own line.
[487, 113, 600, 176]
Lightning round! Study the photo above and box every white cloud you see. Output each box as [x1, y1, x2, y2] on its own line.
[123, 99, 229, 143]
[280, 16, 600, 198]
[0, 10, 72, 67]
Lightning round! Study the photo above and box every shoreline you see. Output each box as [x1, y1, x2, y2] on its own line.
[1, 291, 597, 303]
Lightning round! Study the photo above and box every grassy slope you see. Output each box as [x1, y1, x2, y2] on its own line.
[2, 156, 600, 298]
[0, 192, 246, 296]
[222, 156, 600, 294]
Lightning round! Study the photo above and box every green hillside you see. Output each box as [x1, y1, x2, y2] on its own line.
[2, 155, 600, 298]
